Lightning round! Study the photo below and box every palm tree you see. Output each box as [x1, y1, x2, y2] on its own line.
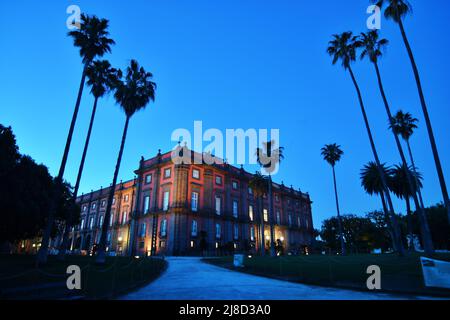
[58, 60, 120, 259]
[376, 0, 450, 224]
[321, 144, 346, 255]
[96, 60, 156, 264]
[249, 171, 268, 256]
[256, 140, 284, 257]
[360, 162, 397, 251]
[390, 164, 423, 251]
[359, 30, 434, 254]
[37, 15, 115, 264]
[390, 111, 425, 209]
[327, 32, 404, 255]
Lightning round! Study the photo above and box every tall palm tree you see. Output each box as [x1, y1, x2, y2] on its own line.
[249, 171, 268, 256]
[96, 60, 156, 264]
[327, 32, 404, 255]
[390, 111, 425, 209]
[360, 162, 397, 250]
[37, 15, 115, 264]
[376, 0, 450, 224]
[390, 164, 423, 251]
[58, 60, 120, 259]
[359, 30, 434, 254]
[321, 144, 346, 255]
[256, 140, 284, 257]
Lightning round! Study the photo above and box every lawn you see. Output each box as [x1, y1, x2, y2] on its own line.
[203, 253, 450, 297]
[0, 254, 167, 300]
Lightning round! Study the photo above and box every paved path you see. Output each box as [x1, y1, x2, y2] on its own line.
[121, 257, 424, 300]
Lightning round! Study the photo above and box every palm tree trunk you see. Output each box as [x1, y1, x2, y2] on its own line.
[36, 64, 89, 265]
[58, 97, 100, 260]
[347, 65, 405, 256]
[398, 19, 450, 225]
[405, 198, 414, 252]
[96, 115, 131, 264]
[380, 191, 396, 252]
[373, 62, 434, 254]
[406, 139, 426, 210]
[332, 166, 346, 255]
[268, 175, 276, 257]
[259, 196, 265, 256]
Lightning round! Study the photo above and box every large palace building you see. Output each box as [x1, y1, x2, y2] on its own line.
[67, 148, 314, 256]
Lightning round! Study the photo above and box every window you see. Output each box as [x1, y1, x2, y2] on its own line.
[160, 240, 166, 248]
[99, 215, 104, 227]
[164, 168, 171, 178]
[232, 181, 238, 190]
[122, 211, 128, 225]
[107, 231, 111, 242]
[288, 214, 292, 226]
[191, 220, 198, 237]
[92, 203, 96, 210]
[160, 219, 167, 237]
[145, 174, 152, 184]
[275, 194, 279, 202]
[83, 205, 87, 212]
[306, 219, 309, 229]
[101, 200, 106, 207]
[215, 196, 221, 215]
[192, 169, 200, 179]
[232, 200, 238, 218]
[191, 192, 199, 212]
[112, 197, 116, 205]
[215, 223, 221, 239]
[263, 209, 268, 222]
[140, 223, 147, 237]
[276, 210, 281, 225]
[215, 175, 222, 185]
[124, 194, 129, 202]
[89, 217, 94, 229]
[298, 216, 301, 227]
[249, 205, 254, 221]
[248, 187, 253, 195]
[143, 195, 150, 213]
[81, 219, 85, 230]
[163, 191, 170, 211]
[109, 214, 113, 226]
[250, 226, 255, 241]
[233, 224, 239, 240]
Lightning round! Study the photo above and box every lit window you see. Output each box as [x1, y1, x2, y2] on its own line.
[143, 195, 150, 214]
[92, 203, 96, 210]
[83, 205, 87, 212]
[192, 169, 200, 179]
[232, 200, 238, 217]
[191, 220, 198, 237]
[122, 211, 128, 225]
[145, 174, 152, 184]
[215, 223, 221, 239]
[112, 197, 116, 205]
[250, 226, 255, 241]
[190, 240, 195, 248]
[140, 223, 147, 237]
[160, 240, 166, 248]
[234, 224, 239, 240]
[232, 181, 238, 190]
[164, 168, 171, 178]
[89, 217, 94, 229]
[163, 191, 170, 211]
[276, 210, 281, 225]
[160, 219, 167, 237]
[99, 215, 104, 227]
[215, 176, 222, 185]
[81, 219, 85, 230]
[124, 194, 129, 202]
[215, 196, 221, 215]
[249, 205, 254, 221]
[191, 192, 199, 212]
[101, 200, 106, 207]
[263, 209, 268, 222]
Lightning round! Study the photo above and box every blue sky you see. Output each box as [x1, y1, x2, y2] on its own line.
[1, 0, 449, 229]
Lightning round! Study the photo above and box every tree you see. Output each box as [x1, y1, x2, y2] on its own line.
[390, 111, 425, 209]
[360, 161, 396, 251]
[327, 32, 404, 255]
[96, 59, 156, 264]
[359, 29, 434, 254]
[249, 171, 268, 256]
[321, 143, 346, 255]
[390, 164, 423, 251]
[376, 0, 450, 225]
[256, 140, 284, 257]
[37, 14, 115, 264]
[58, 60, 120, 259]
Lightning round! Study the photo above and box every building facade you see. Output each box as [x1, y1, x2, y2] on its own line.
[68, 149, 314, 256]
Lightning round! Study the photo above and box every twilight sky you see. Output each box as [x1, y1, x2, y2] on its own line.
[1, 0, 449, 229]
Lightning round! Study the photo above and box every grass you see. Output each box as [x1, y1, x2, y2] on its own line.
[0, 254, 167, 300]
[203, 253, 450, 297]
